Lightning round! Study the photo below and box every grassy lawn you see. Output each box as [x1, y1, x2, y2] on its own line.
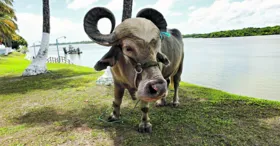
[0, 52, 280, 146]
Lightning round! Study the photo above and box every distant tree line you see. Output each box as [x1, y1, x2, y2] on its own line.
[11, 35, 28, 48]
[49, 40, 94, 46]
[183, 25, 280, 38]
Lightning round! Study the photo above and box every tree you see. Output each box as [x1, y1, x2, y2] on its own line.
[2, 34, 28, 49]
[22, 0, 50, 76]
[0, 0, 18, 46]
[11, 34, 28, 49]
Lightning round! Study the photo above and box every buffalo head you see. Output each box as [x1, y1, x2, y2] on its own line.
[84, 7, 170, 102]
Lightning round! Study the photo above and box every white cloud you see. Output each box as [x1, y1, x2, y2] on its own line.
[25, 4, 32, 9]
[138, 0, 182, 17]
[50, 0, 57, 4]
[17, 13, 117, 45]
[17, 0, 280, 45]
[170, 0, 280, 34]
[67, 0, 98, 10]
[170, 12, 183, 16]
[105, 0, 123, 11]
[188, 6, 196, 11]
[97, 18, 121, 34]
[102, 0, 137, 12]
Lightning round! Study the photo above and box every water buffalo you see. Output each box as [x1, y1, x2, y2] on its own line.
[84, 7, 184, 133]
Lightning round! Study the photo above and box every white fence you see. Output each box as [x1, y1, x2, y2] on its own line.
[47, 56, 73, 64]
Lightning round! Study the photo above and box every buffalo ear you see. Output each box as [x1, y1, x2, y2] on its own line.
[157, 52, 170, 66]
[94, 46, 121, 71]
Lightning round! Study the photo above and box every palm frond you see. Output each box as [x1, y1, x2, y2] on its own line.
[0, 0, 13, 6]
[0, 1, 16, 20]
[0, 14, 18, 43]
[0, 0, 16, 44]
[0, 17, 18, 30]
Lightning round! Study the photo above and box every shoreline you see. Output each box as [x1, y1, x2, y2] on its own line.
[183, 34, 280, 39]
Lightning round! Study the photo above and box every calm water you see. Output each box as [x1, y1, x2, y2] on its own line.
[29, 35, 280, 101]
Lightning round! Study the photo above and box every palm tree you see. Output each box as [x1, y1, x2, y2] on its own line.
[0, 0, 18, 45]
[22, 0, 50, 76]
[122, 0, 133, 21]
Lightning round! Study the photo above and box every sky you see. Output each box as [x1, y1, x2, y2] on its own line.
[13, 0, 280, 45]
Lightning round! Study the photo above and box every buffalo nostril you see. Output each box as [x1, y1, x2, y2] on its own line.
[152, 85, 158, 91]
[149, 84, 158, 95]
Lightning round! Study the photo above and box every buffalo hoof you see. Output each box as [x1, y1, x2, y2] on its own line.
[155, 100, 167, 107]
[108, 115, 120, 122]
[172, 101, 180, 107]
[138, 122, 152, 133]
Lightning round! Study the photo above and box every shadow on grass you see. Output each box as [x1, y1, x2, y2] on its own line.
[0, 69, 101, 95]
[11, 90, 280, 146]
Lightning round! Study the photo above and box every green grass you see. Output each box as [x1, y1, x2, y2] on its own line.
[1, 53, 280, 146]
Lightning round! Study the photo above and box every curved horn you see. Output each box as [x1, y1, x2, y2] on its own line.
[84, 7, 117, 46]
[136, 8, 167, 32]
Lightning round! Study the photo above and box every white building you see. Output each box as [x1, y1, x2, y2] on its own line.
[0, 44, 13, 55]
[0, 44, 5, 55]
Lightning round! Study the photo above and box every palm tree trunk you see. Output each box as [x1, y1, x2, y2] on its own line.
[23, 0, 50, 76]
[122, 0, 133, 22]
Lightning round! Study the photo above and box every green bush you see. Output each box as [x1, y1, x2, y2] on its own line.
[18, 46, 28, 54]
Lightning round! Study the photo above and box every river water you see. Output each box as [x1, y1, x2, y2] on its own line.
[29, 35, 280, 101]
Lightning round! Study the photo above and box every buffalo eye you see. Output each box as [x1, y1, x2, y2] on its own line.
[124, 46, 134, 52]
[126, 47, 133, 52]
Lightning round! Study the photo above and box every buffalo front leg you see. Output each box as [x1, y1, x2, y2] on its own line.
[138, 101, 152, 133]
[128, 88, 137, 100]
[108, 83, 124, 122]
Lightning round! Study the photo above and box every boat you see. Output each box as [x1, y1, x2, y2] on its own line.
[63, 45, 82, 54]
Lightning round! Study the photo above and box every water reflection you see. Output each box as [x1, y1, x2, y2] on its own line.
[65, 54, 81, 64]
[182, 35, 280, 101]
